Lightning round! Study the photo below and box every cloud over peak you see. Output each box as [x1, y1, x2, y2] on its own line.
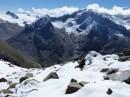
[17, 6, 79, 17]
[17, 4, 130, 18]
[86, 3, 130, 16]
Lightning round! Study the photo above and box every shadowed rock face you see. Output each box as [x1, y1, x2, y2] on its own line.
[0, 20, 23, 40]
[7, 11, 130, 67]
[8, 16, 75, 67]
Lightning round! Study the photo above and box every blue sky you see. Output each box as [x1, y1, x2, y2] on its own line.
[0, 0, 130, 10]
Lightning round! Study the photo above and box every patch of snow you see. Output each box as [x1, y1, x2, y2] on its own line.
[0, 51, 130, 97]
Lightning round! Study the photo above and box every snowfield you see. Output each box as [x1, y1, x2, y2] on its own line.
[0, 51, 130, 97]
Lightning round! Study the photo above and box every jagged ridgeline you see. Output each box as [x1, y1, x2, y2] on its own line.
[0, 40, 41, 68]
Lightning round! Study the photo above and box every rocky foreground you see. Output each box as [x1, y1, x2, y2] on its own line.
[0, 51, 130, 97]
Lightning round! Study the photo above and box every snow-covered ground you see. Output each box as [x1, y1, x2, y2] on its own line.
[0, 51, 130, 97]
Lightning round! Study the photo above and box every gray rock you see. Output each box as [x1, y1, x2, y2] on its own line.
[8, 83, 18, 89]
[0, 89, 13, 94]
[123, 77, 130, 84]
[100, 68, 109, 72]
[118, 56, 130, 62]
[65, 81, 82, 94]
[71, 79, 77, 83]
[103, 76, 109, 80]
[43, 72, 59, 81]
[19, 73, 33, 83]
[107, 68, 119, 75]
[108, 70, 130, 81]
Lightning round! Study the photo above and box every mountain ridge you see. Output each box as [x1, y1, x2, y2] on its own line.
[6, 10, 130, 67]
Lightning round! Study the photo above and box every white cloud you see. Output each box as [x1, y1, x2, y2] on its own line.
[16, 4, 130, 18]
[86, 3, 130, 15]
[17, 6, 79, 17]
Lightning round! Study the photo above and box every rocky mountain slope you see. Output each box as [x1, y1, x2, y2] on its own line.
[8, 16, 75, 67]
[0, 19, 23, 40]
[0, 40, 41, 68]
[7, 10, 130, 67]
[0, 51, 130, 97]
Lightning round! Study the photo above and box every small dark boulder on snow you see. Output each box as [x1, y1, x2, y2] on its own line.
[103, 76, 110, 80]
[123, 77, 130, 84]
[118, 56, 130, 62]
[65, 80, 82, 94]
[107, 68, 119, 75]
[76, 58, 86, 70]
[43, 72, 59, 81]
[106, 88, 113, 95]
[0, 78, 7, 82]
[19, 73, 33, 83]
[100, 68, 109, 72]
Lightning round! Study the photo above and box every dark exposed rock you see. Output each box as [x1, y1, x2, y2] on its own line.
[106, 88, 113, 95]
[71, 79, 77, 83]
[6, 11, 19, 19]
[19, 73, 33, 83]
[76, 58, 86, 70]
[103, 76, 110, 80]
[0, 78, 7, 82]
[43, 72, 59, 81]
[19, 76, 29, 83]
[118, 56, 130, 62]
[65, 79, 88, 94]
[0, 19, 23, 41]
[100, 68, 109, 72]
[123, 77, 130, 84]
[65, 81, 82, 94]
[107, 68, 119, 75]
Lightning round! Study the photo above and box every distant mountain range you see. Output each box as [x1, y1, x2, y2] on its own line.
[1, 9, 130, 67]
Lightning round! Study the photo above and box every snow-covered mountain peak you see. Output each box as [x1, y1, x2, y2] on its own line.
[0, 11, 37, 26]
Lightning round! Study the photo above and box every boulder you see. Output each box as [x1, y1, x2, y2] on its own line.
[71, 79, 77, 82]
[0, 89, 13, 94]
[43, 72, 59, 81]
[8, 83, 18, 89]
[118, 56, 130, 62]
[65, 81, 82, 94]
[0, 78, 7, 82]
[76, 58, 86, 70]
[107, 68, 119, 75]
[100, 68, 109, 72]
[107, 70, 130, 81]
[103, 76, 109, 80]
[123, 77, 130, 84]
[106, 88, 113, 95]
[19, 73, 33, 83]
